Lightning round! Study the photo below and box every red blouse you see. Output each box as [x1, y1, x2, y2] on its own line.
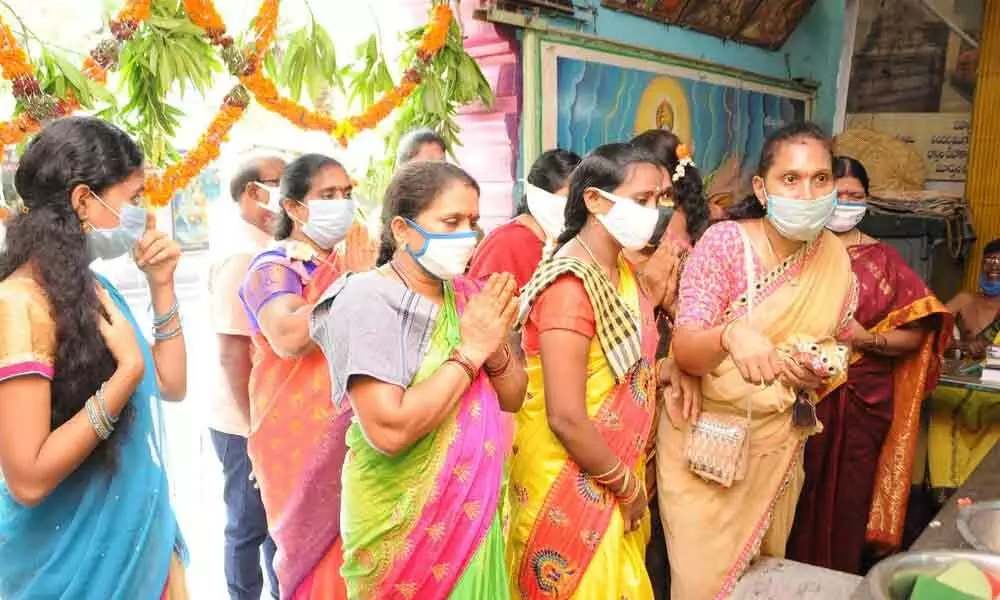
[467, 220, 544, 289]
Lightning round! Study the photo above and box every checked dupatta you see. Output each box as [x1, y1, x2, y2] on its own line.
[517, 256, 642, 382]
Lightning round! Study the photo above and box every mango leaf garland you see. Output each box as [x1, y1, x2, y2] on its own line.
[118, 0, 221, 164]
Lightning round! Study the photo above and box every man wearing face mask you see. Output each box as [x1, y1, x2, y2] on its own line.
[206, 154, 286, 600]
[236, 154, 376, 600]
[927, 238, 1000, 503]
[946, 238, 1000, 358]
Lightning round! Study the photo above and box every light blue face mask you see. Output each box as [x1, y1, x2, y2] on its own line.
[87, 192, 147, 262]
[982, 273, 1000, 297]
[765, 187, 838, 242]
[404, 218, 478, 280]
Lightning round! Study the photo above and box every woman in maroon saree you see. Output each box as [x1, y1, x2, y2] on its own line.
[788, 157, 951, 574]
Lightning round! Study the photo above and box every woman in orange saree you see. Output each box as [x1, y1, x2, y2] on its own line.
[662, 123, 856, 599]
[788, 157, 951, 573]
[239, 154, 375, 600]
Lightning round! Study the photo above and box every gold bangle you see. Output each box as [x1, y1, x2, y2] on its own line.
[617, 473, 642, 504]
[591, 460, 622, 482]
[614, 469, 632, 497]
[601, 468, 627, 489]
[654, 357, 668, 386]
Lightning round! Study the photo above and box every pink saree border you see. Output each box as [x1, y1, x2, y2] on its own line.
[373, 277, 506, 599]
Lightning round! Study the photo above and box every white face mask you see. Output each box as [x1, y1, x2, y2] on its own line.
[251, 182, 282, 214]
[826, 202, 867, 233]
[592, 188, 659, 251]
[298, 198, 355, 250]
[765, 188, 837, 242]
[405, 218, 478, 280]
[87, 193, 147, 261]
[524, 181, 567, 240]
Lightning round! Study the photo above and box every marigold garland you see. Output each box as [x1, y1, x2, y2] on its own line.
[0, 0, 151, 144]
[1, 0, 453, 206]
[144, 86, 249, 207]
[186, 0, 452, 147]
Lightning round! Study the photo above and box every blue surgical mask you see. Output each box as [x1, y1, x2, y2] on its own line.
[404, 218, 478, 280]
[87, 193, 147, 261]
[982, 273, 1000, 297]
[765, 188, 837, 242]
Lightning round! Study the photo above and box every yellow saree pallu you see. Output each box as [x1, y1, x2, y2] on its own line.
[507, 256, 658, 600]
[658, 230, 854, 600]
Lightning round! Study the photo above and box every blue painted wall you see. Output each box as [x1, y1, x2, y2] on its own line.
[570, 0, 846, 132]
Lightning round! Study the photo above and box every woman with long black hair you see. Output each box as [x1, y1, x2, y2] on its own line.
[507, 143, 679, 599]
[0, 116, 188, 598]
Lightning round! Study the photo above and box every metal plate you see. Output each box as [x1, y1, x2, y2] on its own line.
[957, 500, 1000, 552]
[863, 550, 1000, 600]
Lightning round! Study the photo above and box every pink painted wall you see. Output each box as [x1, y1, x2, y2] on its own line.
[398, 1, 522, 231]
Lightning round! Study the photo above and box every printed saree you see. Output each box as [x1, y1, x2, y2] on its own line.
[0, 274, 185, 599]
[325, 275, 508, 600]
[507, 255, 658, 600]
[239, 243, 351, 600]
[928, 312, 1000, 491]
[658, 228, 855, 600]
[788, 242, 950, 572]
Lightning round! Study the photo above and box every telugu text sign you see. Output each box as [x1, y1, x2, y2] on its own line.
[846, 113, 971, 182]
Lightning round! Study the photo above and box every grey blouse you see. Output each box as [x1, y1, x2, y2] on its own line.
[310, 270, 440, 407]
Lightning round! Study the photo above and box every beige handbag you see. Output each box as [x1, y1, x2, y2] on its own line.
[684, 224, 755, 488]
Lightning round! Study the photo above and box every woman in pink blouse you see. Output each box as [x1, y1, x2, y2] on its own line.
[657, 122, 857, 599]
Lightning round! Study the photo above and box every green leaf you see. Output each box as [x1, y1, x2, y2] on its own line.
[88, 80, 118, 106]
[423, 79, 445, 115]
[52, 54, 87, 93]
[289, 61, 304, 103]
[264, 49, 280, 81]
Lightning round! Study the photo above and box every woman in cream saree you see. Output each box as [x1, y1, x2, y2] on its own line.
[661, 123, 856, 599]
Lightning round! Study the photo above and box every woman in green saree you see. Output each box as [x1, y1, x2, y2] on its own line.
[311, 161, 526, 599]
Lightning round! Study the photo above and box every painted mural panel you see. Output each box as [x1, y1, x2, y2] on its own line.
[542, 43, 810, 205]
[600, 0, 816, 50]
[170, 166, 222, 251]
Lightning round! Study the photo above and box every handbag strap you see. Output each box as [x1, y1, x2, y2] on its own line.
[734, 223, 756, 422]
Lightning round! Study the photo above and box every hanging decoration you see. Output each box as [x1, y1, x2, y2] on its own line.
[185, 0, 452, 147]
[143, 85, 249, 207]
[0, 0, 151, 145]
[0, 0, 465, 207]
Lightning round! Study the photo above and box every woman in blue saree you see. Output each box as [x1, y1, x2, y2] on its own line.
[0, 117, 188, 599]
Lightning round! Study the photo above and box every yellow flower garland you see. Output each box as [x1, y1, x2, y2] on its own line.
[186, 0, 452, 146]
[0, 0, 453, 206]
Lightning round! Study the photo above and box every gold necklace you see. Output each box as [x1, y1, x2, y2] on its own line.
[761, 222, 799, 286]
[576, 236, 614, 281]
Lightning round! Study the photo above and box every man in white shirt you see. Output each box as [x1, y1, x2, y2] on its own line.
[207, 155, 285, 600]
